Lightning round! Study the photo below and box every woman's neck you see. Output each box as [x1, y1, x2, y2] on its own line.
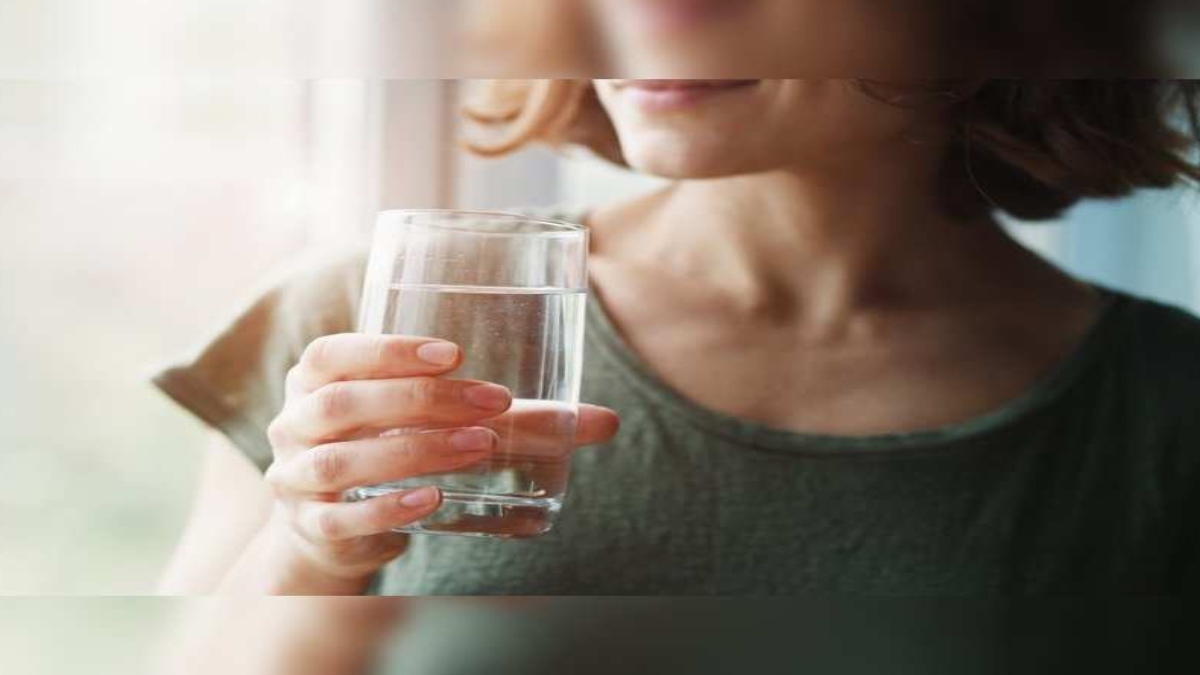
[592, 155, 1059, 327]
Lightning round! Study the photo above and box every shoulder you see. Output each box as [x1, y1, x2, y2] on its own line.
[267, 241, 371, 339]
[1118, 293, 1200, 388]
[1106, 292, 1200, 453]
[150, 241, 370, 471]
[182, 240, 370, 373]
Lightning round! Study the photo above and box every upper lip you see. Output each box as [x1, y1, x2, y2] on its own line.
[613, 80, 758, 91]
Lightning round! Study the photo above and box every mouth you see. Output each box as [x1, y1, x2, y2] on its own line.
[612, 80, 760, 112]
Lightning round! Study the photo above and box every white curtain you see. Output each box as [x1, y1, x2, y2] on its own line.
[0, 0, 460, 78]
[0, 6, 458, 599]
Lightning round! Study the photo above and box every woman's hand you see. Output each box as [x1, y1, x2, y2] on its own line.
[236, 333, 618, 595]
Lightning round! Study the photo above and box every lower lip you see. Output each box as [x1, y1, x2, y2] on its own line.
[620, 81, 757, 112]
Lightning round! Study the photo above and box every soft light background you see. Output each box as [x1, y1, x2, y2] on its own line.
[2, 4, 1200, 675]
[0, 599, 177, 675]
[3, 77, 1198, 598]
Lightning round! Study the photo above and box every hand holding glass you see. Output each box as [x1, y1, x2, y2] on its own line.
[346, 210, 589, 538]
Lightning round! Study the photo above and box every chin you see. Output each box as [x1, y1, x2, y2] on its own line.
[621, 137, 762, 180]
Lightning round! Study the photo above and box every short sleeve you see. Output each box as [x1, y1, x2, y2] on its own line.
[151, 245, 369, 472]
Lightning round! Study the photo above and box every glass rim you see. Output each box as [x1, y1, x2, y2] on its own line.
[377, 209, 587, 237]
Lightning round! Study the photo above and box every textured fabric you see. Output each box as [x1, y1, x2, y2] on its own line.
[381, 599, 1192, 675]
[152, 210, 1200, 596]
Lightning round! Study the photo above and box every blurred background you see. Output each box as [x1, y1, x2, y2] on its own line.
[3, 0, 1200, 599]
[0, 75, 652, 597]
[2, 2, 1200, 674]
[3, 78, 1199, 598]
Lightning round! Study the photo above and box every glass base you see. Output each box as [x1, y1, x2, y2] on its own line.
[345, 487, 561, 539]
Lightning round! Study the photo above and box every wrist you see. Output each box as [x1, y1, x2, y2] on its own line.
[222, 513, 374, 596]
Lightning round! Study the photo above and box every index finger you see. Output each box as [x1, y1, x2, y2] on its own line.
[288, 333, 462, 394]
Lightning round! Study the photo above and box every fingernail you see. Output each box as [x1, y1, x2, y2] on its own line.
[463, 384, 512, 412]
[416, 341, 459, 366]
[400, 486, 439, 508]
[448, 427, 495, 452]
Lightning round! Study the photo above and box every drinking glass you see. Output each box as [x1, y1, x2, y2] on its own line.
[346, 210, 589, 538]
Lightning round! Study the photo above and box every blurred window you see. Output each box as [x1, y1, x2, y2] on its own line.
[0, 5, 465, 595]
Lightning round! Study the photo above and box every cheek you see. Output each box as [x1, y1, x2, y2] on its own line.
[767, 82, 922, 156]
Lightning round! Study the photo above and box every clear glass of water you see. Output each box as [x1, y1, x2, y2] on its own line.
[346, 210, 589, 539]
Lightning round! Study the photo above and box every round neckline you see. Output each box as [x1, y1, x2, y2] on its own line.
[585, 286, 1127, 456]
[580, 240, 1128, 458]
[547, 205, 1130, 457]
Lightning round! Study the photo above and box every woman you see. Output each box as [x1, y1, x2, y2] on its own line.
[155, 4, 1200, 604]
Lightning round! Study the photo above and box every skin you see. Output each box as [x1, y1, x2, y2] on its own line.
[161, 3, 1103, 673]
[587, 79, 1099, 436]
[162, 335, 619, 596]
[587, 0, 952, 76]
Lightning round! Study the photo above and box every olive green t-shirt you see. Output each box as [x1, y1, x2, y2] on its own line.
[153, 211, 1200, 595]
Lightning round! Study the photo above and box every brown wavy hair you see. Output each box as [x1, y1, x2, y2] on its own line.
[461, 79, 1200, 222]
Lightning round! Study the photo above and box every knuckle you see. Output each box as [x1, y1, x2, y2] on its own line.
[262, 463, 286, 492]
[389, 435, 421, 463]
[403, 377, 443, 409]
[308, 444, 348, 488]
[373, 335, 406, 366]
[284, 365, 305, 393]
[314, 383, 354, 422]
[266, 417, 291, 449]
[301, 336, 336, 369]
[367, 499, 405, 532]
[380, 440, 424, 476]
[313, 507, 344, 541]
[264, 476, 289, 500]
